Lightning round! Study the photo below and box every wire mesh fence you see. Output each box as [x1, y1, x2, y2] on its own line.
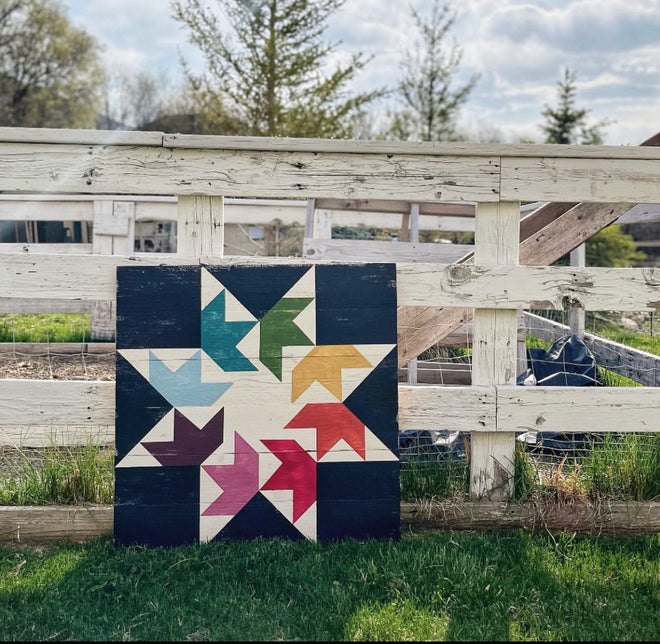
[399, 308, 660, 502]
[0, 313, 115, 381]
[0, 309, 659, 504]
[0, 348, 114, 381]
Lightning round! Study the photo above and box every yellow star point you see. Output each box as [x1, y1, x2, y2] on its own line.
[291, 345, 372, 402]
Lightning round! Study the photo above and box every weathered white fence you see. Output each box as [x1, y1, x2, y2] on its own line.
[1, 127, 660, 504]
[0, 192, 477, 338]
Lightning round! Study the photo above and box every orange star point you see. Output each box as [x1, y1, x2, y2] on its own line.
[291, 345, 371, 402]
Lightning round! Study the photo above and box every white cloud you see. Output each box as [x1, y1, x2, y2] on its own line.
[66, 0, 200, 76]
[61, 0, 660, 144]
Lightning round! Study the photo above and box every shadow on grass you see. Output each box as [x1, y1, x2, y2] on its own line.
[0, 531, 658, 641]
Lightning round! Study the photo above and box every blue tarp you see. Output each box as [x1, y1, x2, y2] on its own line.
[517, 333, 599, 452]
[518, 333, 598, 387]
[399, 334, 599, 456]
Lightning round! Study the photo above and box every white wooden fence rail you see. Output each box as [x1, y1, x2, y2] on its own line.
[0, 194, 478, 232]
[3, 255, 660, 311]
[2, 127, 660, 499]
[0, 382, 657, 447]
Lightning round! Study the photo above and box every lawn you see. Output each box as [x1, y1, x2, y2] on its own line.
[0, 314, 91, 343]
[1, 532, 658, 641]
[0, 317, 658, 641]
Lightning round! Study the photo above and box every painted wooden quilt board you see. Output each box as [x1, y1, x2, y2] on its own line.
[114, 263, 399, 546]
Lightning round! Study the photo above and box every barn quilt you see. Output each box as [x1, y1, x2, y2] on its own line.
[114, 264, 399, 546]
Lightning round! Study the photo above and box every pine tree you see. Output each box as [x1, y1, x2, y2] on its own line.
[389, 0, 478, 142]
[541, 67, 609, 144]
[171, 0, 384, 138]
[543, 70, 634, 269]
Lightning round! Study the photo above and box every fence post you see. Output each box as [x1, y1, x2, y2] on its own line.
[406, 203, 420, 384]
[470, 201, 520, 500]
[570, 243, 586, 337]
[90, 200, 135, 341]
[176, 196, 225, 259]
[517, 311, 528, 377]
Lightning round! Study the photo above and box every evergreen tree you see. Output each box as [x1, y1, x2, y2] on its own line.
[388, 0, 478, 142]
[171, 0, 384, 138]
[541, 67, 609, 144]
[0, 0, 103, 129]
[542, 69, 633, 268]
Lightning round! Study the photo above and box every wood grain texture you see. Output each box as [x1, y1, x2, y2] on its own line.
[398, 362, 472, 385]
[472, 310, 519, 386]
[313, 198, 476, 216]
[0, 243, 92, 254]
[401, 500, 660, 536]
[397, 264, 660, 311]
[0, 297, 93, 313]
[0, 253, 199, 300]
[111, 203, 135, 256]
[397, 307, 471, 365]
[0, 195, 473, 230]
[502, 157, 660, 203]
[90, 300, 115, 341]
[163, 133, 660, 159]
[0, 143, 500, 201]
[311, 208, 333, 239]
[518, 133, 660, 235]
[471, 202, 519, 500]
[0, 380, 114, 426]
[4, 133, 660, 202]
[569, 244, 586, 337]
[520, 201, 633, 265]
[0, 199, 94, 221]
[0, 505, 113, 544]
[177, 195, 224, 259]
[397, 199, 641, 364]
[93, 201, 132, 236]
[1, 500, 658, 544]
[6, 252, 660, 315]
[0, 127, 163, 145]
[2, 378, 659, 446]
[304, 239, 472, 262]
[519, 201, 577, 240]
[398, 385, 495, 432]
[497, 385, 660, 433]
[397, 130, 660, 361]
[92, 202, 113, 255]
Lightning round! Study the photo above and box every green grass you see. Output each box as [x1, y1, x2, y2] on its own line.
[0, 532, 658, 641]
[581, 433, 660, 501]
[514, 442, 539, 502]
[418, 345, 471, 362]
[598, 328, 660, 355]
[400, 453, 469, 502]
[0, 314, 91, 343]
[0, 445, 114, 505]
[598, 366, 643, 387]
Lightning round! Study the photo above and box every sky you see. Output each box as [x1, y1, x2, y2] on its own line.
[62, 0, 660, 145]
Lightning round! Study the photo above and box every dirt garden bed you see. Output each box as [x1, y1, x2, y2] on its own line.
[0, 353, 115, 381]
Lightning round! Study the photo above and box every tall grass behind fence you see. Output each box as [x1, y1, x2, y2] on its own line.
[399, 309, 660, 503]
[1, 310, 659, 505]
[3, 130, 660, 514]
